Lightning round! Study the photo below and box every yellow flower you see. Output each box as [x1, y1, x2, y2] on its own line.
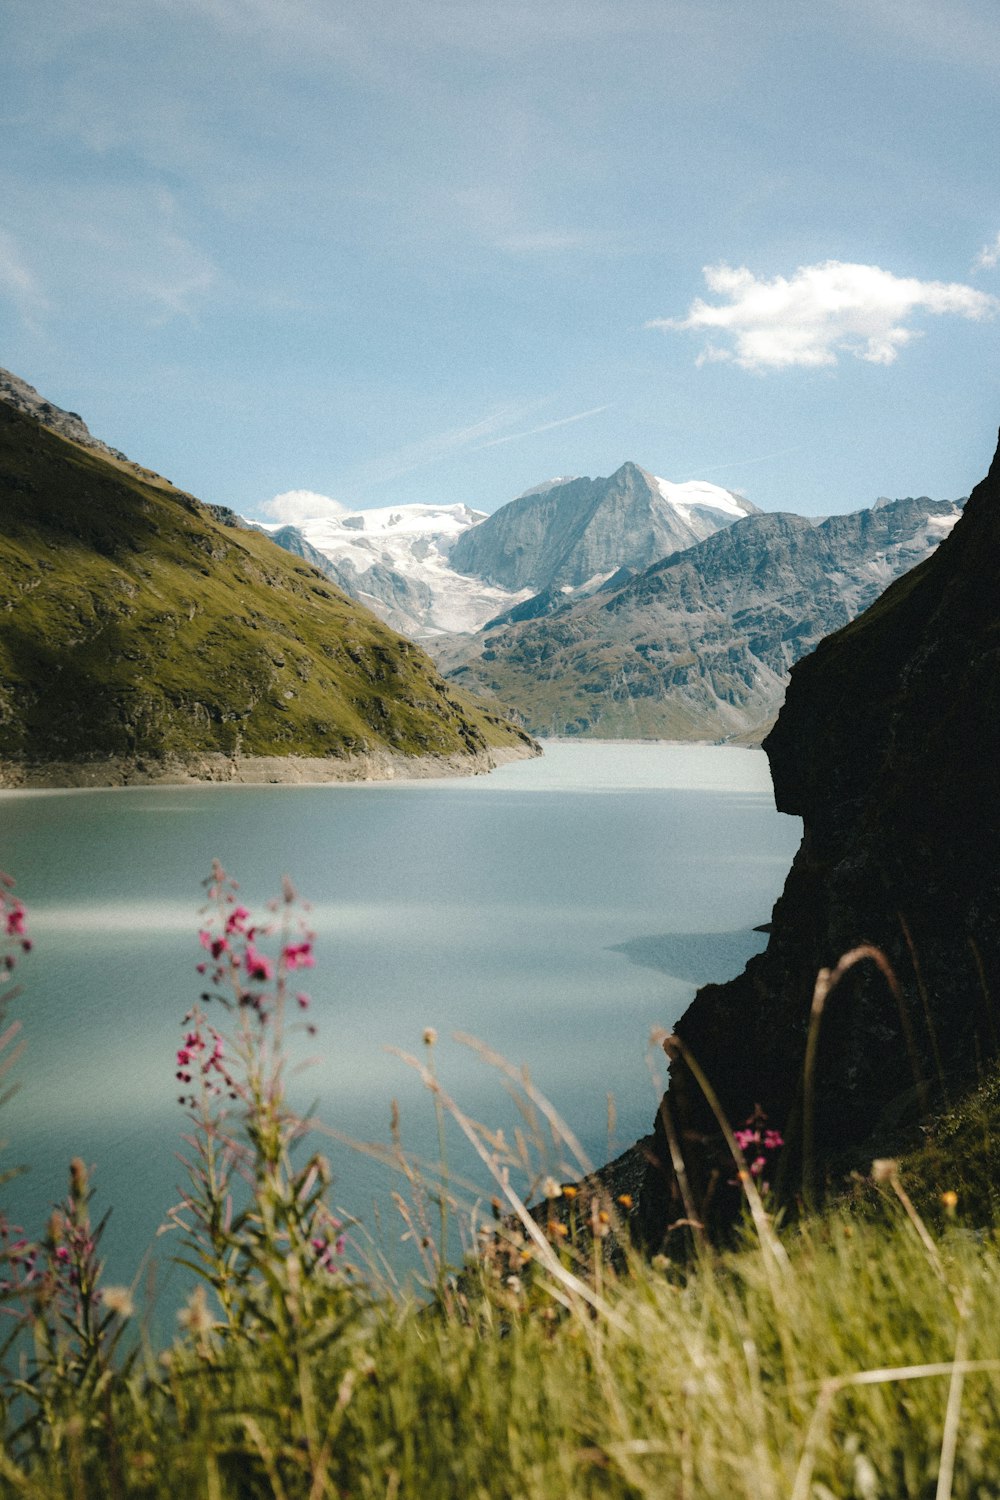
[941, 1190, 959, 1217]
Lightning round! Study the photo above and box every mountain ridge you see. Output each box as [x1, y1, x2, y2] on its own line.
[0, 392, 538, 786]
[441, 493, 962, 742]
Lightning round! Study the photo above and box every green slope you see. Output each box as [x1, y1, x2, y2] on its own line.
[0, 402, 536, 776]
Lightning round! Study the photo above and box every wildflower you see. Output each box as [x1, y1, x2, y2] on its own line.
[311, 1230, 345, 1272]
[198, 930, 229, 961]
[244, 943, 273, 982]
[101, 1285, 134, 1318]
[617, 1193, 633, 1209]
[871, 1158, 898, 1184]
[177, 1284, 216, 1338]
[296, 992, 310, 1010]
[422, 1027, 438, 1047]
[541, 1176, 561, 1200]
[282, 941, 315, 970]
[941, 1190, 959, 1217]
[562, 1184, 578, 1199]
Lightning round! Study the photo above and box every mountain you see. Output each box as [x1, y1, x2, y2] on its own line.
[448, 462, 757, 592]
[255, 464, 755, 642]
[637, 424, 1000, 1241]
[441, 494, 962, 741]
[255, 503, 530, 639]
[0, 366, 132, 466]
[0, 389, 537, 786]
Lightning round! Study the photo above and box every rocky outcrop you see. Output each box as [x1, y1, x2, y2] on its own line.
[639, 428, 1000, 1242]
[0, 366, 132, 465]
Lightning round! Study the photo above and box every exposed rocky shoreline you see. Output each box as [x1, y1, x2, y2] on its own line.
[0, 740, 540, 790]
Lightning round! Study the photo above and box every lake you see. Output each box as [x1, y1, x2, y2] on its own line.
[0, 741, 800, 1315]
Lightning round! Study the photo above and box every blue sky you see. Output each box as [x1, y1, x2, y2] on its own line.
[2, 0, 999, 518]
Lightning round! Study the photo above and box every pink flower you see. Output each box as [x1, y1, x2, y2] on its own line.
[244, 944, 273, 982]
[296, 992, 310, 1010]
[282, 942, 315, 971]
[225, 906, 251, 935]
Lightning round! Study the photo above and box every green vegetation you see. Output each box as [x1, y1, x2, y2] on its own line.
[0, 403, 534, 775]
[3, 874, 1000, 1498]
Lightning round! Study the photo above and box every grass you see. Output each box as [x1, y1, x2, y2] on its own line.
[3, 874, 1000, 1497]
[0, 402, 534, 770]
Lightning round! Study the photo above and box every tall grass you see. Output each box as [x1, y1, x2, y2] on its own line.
[1, 868, 999, 1498]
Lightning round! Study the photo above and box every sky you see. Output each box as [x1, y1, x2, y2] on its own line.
[2, 0, 999, 520]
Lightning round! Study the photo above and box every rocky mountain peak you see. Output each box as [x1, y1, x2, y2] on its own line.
[0, 367, 130, 465]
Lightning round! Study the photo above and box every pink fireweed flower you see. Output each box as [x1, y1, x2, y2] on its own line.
[198, 930, 229, 960]
[225, 905, 251, 935]
[282, 942, 315, 971]
[244, 944, 273, 982]
[310, 1229, 345, 1272]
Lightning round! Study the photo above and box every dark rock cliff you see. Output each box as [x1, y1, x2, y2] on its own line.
[640, 428, 1000, 1240]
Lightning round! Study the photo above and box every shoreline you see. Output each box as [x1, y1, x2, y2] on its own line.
[0, 740, 540, 791]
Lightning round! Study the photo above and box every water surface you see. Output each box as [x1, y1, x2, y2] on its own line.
[0, 742, 800, 1309]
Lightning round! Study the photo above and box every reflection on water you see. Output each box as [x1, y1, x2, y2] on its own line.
[610, 929, 769, 985]
[0, 741, 800, 1323]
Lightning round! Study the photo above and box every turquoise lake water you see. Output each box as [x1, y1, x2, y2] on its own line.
[0, 741, 800, 1317]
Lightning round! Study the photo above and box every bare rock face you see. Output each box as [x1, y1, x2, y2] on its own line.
[0, 367, 131, 464]
[640, 428, 1000, 1242]
[449, 463, 756, 592]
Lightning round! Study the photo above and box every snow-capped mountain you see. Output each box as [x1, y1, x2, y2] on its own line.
[256, 502, 533, 638]
[254, 464, 756, 640]
[448, 464, 758, 592]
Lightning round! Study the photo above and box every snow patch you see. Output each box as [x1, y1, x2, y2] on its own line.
[652, 476, 752, 521]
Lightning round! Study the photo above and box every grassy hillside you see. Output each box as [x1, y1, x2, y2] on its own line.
[0, 402, 535, 774]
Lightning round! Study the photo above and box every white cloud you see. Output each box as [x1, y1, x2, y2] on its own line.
[652, 260, 1000, 371]
[973, 232, 1000, 272]
[257, 490, 350, 524]
[0, 226, 49, 319]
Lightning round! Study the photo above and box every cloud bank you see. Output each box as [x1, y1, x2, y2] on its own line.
[257, 490, 349, 524]
[652, 259, 999, 371]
